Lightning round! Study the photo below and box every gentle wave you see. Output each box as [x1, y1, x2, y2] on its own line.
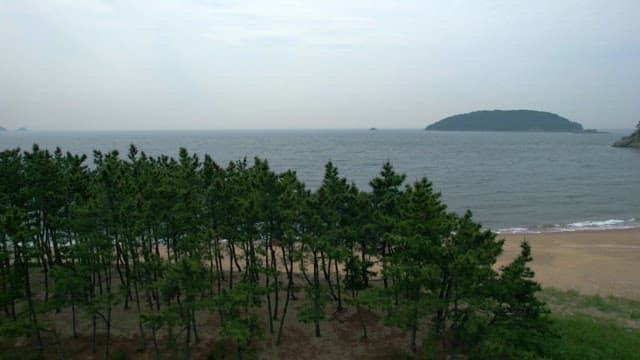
[567, 219, 627, 228]
[495, 227, 542, 234]
[496, 218, 638, 234]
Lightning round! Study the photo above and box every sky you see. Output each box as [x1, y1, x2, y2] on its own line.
[1, 0, 639, 130]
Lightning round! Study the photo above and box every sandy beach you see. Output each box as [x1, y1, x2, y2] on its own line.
[497, 228, 640, 299]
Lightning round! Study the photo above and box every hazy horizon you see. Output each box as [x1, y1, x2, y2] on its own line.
[2, 1, 639, 131]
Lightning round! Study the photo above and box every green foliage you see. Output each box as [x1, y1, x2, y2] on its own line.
[465, 242, 554, 358]
[215, 282, 264, 353]
[141, 310, 173, 331]
[50, 264, 88, 309]
[112, 349, 128, 360]
[0, 145, 559, 359]
[297, 295, 327, 324]
[207, 339, 231, 360]
[161, 256, 208, 301]
[0, 318, 35, 337]
[344, 255, 374, 291]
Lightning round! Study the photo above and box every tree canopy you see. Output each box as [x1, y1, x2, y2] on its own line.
[0, 145, 554, 359]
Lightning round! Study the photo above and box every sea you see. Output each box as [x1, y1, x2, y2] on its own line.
[1, 129, 638, 234]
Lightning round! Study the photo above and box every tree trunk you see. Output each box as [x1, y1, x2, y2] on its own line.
[72, 302, 77, 338]
[313, 250, 321, 337]
[334, 259, 343, 311]
[151, 327, 160, 360]
[92, 314, 97, 354]
[23, 256, 43, 352]
[270, 243, 279, 320]
[357, 304, 367, 339]
[410, 306, 418, 354]
[276, 245, 294, 346]
[265, 246, 274, 334]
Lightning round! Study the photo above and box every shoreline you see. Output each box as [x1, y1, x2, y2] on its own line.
[496, 226, 640, 235]
[494, 219, 638, 235]
[497, 227, 640, 299]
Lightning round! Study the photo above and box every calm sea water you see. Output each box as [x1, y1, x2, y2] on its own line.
[2, 129, 638, 233]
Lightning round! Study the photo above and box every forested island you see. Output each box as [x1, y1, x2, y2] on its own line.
[612, 122, 640, 148]
[1, 145, 638, 359]
[426, 110, 584, 132]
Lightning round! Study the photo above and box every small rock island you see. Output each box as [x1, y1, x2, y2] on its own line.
[612, 122, 640, 149]
[426, 110, 584, 132]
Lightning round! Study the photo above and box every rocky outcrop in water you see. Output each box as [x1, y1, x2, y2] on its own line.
[612, 123, 640, 149]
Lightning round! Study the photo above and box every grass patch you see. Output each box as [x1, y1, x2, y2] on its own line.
[540, 287, 640, 324]
[539, 288, 640, 359]
[549, 314, 640, 360]
[581, 294, 622, 313]
[541, 287, 580, 303]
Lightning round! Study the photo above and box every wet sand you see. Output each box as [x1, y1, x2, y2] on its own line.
[498, 228, 640, 299]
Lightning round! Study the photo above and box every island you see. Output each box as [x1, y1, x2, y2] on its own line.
[0, 126, 6, 132]
[16, 127, 28, 131]
[612, 122, 640, 148]
[426, 110, 584, 132]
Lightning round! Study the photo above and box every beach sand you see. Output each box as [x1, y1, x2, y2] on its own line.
[497, 228, 640, 299]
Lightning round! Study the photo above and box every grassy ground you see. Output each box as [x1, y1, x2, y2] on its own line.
[541, 287, 640, 325]
[541, 288, 640, 360]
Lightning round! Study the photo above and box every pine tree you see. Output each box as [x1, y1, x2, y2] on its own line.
[369, 162, 406, 290]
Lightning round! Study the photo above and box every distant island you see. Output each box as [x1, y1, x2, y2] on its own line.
[0, 127, 30, 132]
[426, 110, 584, 132]
[612, 122, 640, 149]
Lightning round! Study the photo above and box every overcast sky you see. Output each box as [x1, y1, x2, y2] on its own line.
[1, 0, 638, 130]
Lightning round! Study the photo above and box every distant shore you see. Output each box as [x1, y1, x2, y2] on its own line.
[498, 228, 640, 299]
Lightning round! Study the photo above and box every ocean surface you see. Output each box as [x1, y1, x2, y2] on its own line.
[1, 129, 638, 233]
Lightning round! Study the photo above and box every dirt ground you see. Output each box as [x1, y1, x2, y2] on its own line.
[4, 271, 417, 360]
